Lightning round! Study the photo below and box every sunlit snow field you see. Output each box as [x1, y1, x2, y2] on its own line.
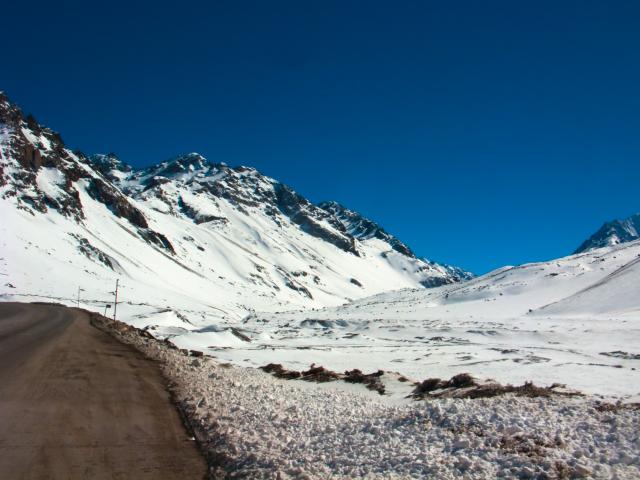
[169, 242, 640, 400]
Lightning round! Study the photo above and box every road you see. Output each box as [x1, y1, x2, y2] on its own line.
[0, 302, 207, 479]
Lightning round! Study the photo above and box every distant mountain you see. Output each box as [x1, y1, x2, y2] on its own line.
[575, 213, 640, 253]
[0, 92, 471, 320]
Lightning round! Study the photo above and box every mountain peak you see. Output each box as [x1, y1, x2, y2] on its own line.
[131, 153, 220, 185]
[162, 152, 212, 173]
[575, 212, 640, 253]
[88, 153, 132, 181]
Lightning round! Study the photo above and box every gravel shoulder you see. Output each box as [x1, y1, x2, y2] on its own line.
[0, 302, 207, 480]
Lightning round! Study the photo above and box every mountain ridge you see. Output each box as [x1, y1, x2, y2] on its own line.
[0, 92, 472, 321]
[85, 152, 475, 285]
[575, 212, 640, 253]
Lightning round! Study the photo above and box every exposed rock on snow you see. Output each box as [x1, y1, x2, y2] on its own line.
[575, 212, 640, 253]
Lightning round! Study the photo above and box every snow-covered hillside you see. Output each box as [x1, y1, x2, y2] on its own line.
[184, 241, 639, 399]
[0, 92, 470, 325]
[575, 212, 640, 253]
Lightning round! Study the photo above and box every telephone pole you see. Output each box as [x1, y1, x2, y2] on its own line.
[77, 286, 83, 308]
[113, 279, 119, 321]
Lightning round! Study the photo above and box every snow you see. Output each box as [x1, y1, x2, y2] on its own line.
[20, 127, 40, 146]
[35, 167, 66, 201]
[222, 241, 640, 400]
[576, 213, 640, 253]
[0, 154, 461, 325]
[116, 329, 640, 479]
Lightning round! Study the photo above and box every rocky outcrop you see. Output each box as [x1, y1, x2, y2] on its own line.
[88, 153, 132, 182]
[129, 156, 361, 256]
[274, 185, 359, 256]
[1, 92, 84, 219]
[0, 92, 174, 254]
[319, 201, 414, 257]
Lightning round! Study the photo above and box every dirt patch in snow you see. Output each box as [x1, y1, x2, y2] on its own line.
[412, 373, 581, 400]
[260, 363, 386, 394]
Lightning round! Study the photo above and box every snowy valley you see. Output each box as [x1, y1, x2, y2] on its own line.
[2, 92, 640, 478]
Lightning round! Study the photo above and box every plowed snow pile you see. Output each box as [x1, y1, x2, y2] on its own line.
[105, 319, 640, 480]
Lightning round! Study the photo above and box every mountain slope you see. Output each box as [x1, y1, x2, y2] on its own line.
[318, 201, 474, 285]
[209, 240, 639, 397]
[539, 250, 640, 316]
[0, 92, 470, 323]
[575, 212, 640, 253]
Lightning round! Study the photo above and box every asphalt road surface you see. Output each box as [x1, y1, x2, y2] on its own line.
[0, 302, 207, 479]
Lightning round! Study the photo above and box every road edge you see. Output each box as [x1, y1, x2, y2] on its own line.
[88, 311, 219, 480]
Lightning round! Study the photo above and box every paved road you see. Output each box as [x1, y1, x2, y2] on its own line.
[0, 302, 207, 479]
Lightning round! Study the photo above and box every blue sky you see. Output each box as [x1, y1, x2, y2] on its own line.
[4, 1, 640, 273]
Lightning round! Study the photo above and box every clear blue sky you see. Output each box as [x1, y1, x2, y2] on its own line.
[4, 1, 640, 273]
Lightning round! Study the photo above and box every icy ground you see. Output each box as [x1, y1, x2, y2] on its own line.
[106, 320, 640, 480]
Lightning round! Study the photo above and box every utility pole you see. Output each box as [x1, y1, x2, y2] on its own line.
[113, 279, 119, 321]
[77, 286, 83, 308]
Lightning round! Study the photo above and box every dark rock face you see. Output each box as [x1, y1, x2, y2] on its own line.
[86, 178, 149, 229]
[0, 92, 174, 255]
[128, 156, 361, 256]
[138, 229, 176, 254]
[177, 196, 228, 225]
[274, 185, 359, 256]
[319, 201, 414, 257]
[88, 153, 132, 182]
[575, 213, 640, 253]
[1, 92, 84, 220]
[419, 277, 453, 288]
[72, 234, 116, 270]
[135, 153, 211, 182]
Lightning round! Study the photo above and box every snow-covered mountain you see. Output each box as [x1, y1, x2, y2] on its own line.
[575, 212, 640, 253]
[0, 92, 471, 322]
[218, 239, 639, 398]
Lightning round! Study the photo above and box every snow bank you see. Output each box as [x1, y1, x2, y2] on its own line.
[99, 317, 640, 480]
